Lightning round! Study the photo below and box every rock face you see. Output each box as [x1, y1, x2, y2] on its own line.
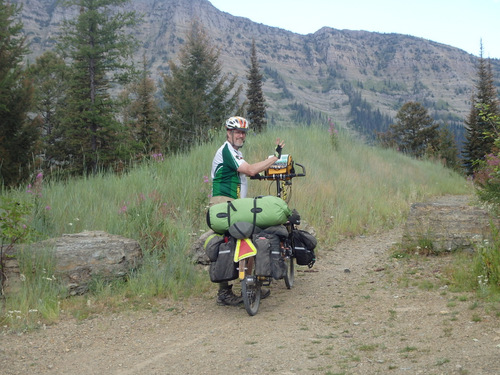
[2, 231, 142, 295]
[14, 0, 493, 129]
[402, 195, 500, 252]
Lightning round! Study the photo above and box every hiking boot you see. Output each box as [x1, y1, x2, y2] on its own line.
[216, 286, 243, 306]
[261, 288, 270, 299]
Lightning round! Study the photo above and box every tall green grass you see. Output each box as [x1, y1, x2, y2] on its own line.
[1, 126, 471, 328]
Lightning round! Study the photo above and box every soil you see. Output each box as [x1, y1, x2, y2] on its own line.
[1, 226, 500, 375]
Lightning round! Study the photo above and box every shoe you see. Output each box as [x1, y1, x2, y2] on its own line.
[261, 288, 270, 299]
[216, 286, 243, 306]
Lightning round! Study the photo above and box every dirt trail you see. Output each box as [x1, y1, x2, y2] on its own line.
[1, 227, 499, 375]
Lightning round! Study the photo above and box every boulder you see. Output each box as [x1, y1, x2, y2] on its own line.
[2, 231, 142, 295]
[191, 230, 214, 265]
[402, 195, 500, 252]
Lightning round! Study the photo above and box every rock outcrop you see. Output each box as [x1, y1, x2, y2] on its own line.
[2, 231, 142, 295]
[402, 195, 500, 252]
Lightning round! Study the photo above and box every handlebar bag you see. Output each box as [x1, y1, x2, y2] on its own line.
[206, 196, 292, 234]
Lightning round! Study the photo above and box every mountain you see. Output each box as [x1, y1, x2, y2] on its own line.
[13, 0, 500, 140]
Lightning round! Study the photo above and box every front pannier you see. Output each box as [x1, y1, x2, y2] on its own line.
[292, 230, 317, 268]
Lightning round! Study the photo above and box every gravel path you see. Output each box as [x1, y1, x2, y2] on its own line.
[2, 226, 499, 374]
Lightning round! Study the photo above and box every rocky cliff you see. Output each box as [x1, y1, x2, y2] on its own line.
[13, 0, 500, 133]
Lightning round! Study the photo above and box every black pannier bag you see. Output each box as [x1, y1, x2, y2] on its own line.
[292, 229, 317, 268]
[208, 236, 238, 283]
[253, 233, 286, 280]
[204, 232, 224, 262]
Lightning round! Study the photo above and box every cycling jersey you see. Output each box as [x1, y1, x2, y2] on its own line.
[211, 141, 248, 199]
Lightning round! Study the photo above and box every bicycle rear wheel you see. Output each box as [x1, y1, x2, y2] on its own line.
[241, 275, 261, 316]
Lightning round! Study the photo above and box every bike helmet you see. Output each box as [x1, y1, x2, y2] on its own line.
[225, 116, 249, 131]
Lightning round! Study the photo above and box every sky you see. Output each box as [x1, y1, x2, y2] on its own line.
[209, 0, 500, 59]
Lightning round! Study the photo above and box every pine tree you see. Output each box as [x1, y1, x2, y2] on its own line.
[162, 22, 241, 152]
[387, 101, 439, 158]
[57, 0, 140, 174]
[462, 44, 500, 175]
[246, 40, 267, 133]
[0, 1, 38, 187]
[120, 55, 164, 156]
[27, 51, 69, 169]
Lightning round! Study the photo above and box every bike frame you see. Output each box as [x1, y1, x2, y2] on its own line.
[238, 158, 306, 316]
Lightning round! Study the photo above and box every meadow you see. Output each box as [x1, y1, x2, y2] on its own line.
[0, 126, 472, 328]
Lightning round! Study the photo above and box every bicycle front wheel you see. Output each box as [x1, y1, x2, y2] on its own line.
[241, 276, 261, 316]
[284, 256, 294, 289]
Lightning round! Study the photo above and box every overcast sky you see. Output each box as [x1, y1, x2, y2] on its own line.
[209, 0, 500, 59]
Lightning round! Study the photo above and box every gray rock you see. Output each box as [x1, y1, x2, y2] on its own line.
[2, 231, 142, 295]
[402, 195, 500, 252]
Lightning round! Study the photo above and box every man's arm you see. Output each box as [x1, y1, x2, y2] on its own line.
[237, 138, 285, 176]
[237, 156, 279, 176]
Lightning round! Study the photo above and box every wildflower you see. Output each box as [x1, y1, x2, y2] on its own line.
[45, 205, 51, 211]
[203, 175, 210, 183]
[152, 153, 164, 162]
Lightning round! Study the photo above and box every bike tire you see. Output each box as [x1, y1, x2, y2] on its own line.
[241, 276, 261, 316]
[284, 256, 295, 289]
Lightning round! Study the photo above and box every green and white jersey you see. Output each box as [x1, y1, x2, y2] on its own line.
[211, 141, 248, 199]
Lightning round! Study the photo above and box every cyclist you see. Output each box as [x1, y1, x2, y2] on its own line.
[210, 116, 284, 306]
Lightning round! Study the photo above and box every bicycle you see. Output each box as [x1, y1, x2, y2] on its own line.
[237, 154, 306, 316]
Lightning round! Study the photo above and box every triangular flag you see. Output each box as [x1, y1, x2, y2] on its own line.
[234, 238, 257, 262]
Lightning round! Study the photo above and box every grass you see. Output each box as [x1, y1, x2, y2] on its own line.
[0, 125, 473, 329]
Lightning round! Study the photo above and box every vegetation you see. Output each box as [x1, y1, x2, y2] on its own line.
[246, 39, 267, 133]
[1, 0, 499, 331]
[162, 21, 242, 152]
[0, 126, 471, 329]
[0, 0, 38, 187]
[57, 0, 141, 175]
[379, 101, 439, 158]
[378, 101, 460, 170]
[119, 55, 165, 156]
[462, 45, 500, 175]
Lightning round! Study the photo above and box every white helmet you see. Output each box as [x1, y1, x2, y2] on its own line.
[225, 116, 249, 131]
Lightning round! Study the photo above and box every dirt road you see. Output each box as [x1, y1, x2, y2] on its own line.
[2, 227, 499, 374]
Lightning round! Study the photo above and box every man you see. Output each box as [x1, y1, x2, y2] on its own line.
[210, 116, 285, 306]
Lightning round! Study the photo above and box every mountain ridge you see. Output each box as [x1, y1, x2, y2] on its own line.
[13, 0, 500, 138]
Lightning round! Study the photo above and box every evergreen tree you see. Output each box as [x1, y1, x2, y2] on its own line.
[162, 22, 241, 152]
[462, 44, 500, 175]
[386, 101, 439, 158]
[0, 1, 38, 187]
[120, 55, 164, 156]
[246, 39, 267, 133]
[424, 124, 461, 171]
[437, 124, 460, 171]
[27, 51, 69, 169]
[57, 0, 140, 174]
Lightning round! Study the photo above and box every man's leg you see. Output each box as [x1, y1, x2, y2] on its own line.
[216, 281, 243, 306]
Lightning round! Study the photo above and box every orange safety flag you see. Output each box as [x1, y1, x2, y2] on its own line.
[234, 238, 257, 262]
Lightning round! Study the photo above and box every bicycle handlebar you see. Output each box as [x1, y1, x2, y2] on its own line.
[250, 162, 306, 181]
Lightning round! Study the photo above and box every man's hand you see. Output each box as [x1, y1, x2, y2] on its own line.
[274, 139, 285, 158]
